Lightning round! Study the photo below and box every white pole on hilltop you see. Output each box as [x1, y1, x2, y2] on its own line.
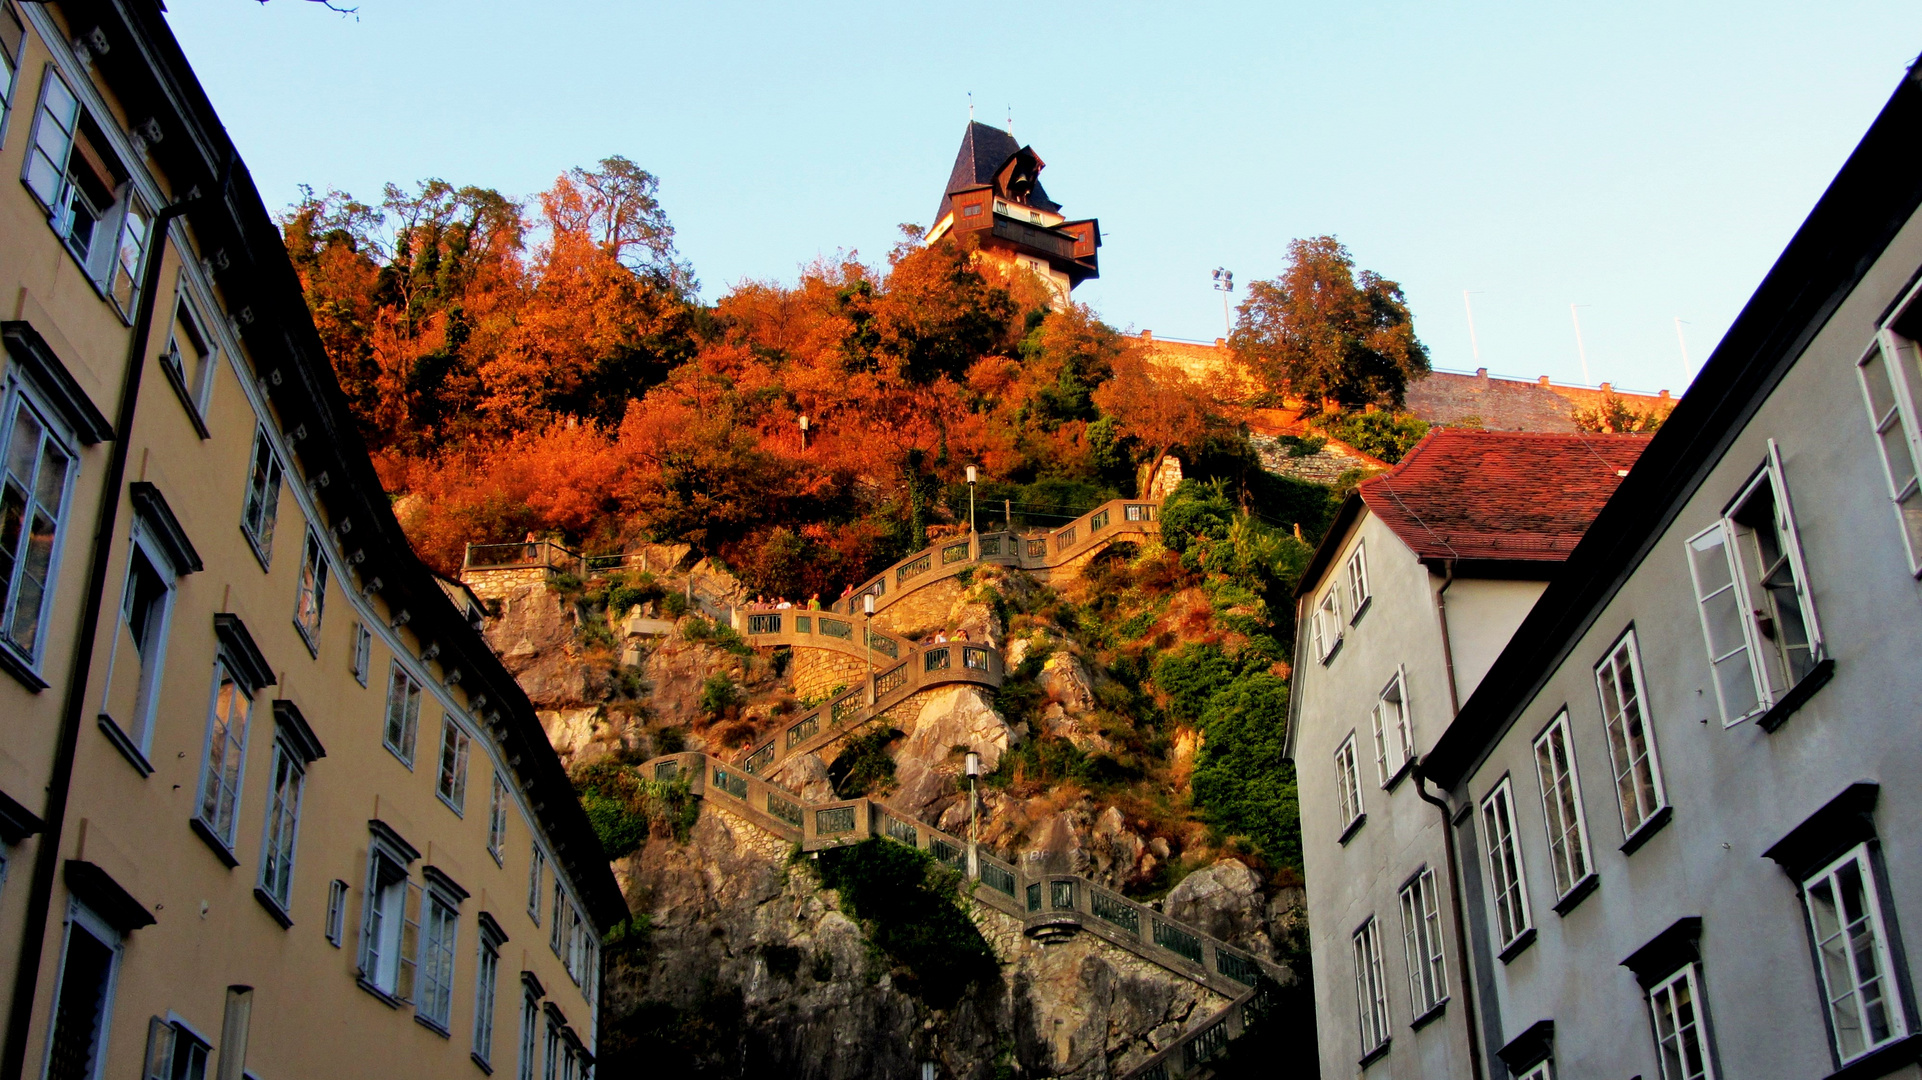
[1463, 290, 1482, 364]
[1570, 304, 1593, 385]
[1674, 317, 1692, 382]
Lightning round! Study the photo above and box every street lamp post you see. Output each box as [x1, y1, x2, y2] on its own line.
[863, 591, 875, 704]
[965, 751, 981, 878]
[799, 414, 809, 451]
[965, 465, 977, 535]
[1212, 267, 1235, 338]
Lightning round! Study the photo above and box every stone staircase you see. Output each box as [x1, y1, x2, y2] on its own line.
[728, 498, 1161, 777]
[641, 751, 1290, 1007]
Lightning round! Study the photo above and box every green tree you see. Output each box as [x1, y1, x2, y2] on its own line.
[1230, 236, 1429, 414]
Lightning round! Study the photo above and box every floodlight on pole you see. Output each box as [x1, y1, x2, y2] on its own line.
[965, 750, 982, 877]
[1212, 267, 1235, 337]
[863, 591, 876, 702]
[798, 414, 809, 451]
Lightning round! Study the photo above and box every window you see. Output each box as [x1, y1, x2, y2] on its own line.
[518, 988, 539, 1080]
[437, 717, 471, 814]
[325, 880, 348, 947]
[159, 293, 216, 420]
[1399, 868, 1447, 1018]
[1591, 640, 1668, 853]
[256, 740, 306, 915]
[1352, 917, 1390, 1057]
[142, 1016, 211, 1080]
[240, 427, 282, 564]
[0, 386, 75, 664]
[351, 621, 371, 686]
[543, 1017, 561, 1080]
[1859, 310, 1922, 568]
[1647, 965, 1716, 1080]
[1479, 778, 1533, 952]
[473, 921, 504, 1066]
[358, 847, 420, 1000]
[527, 845, 545, 925]
[565, 903, 585, 984]
[383, 662, 422, 766]
[1370, 669, 1412, 786]
[1516, 1063, 1554, 1080]
[1345, 543, 1370, 618]
[417, 889, 459, 1030]
[1532, 711, 1593, 900]
[1686, 450, 1823, 724]
[1802, 846, 1908, 1064]
[194, 656, 256, 850]
[293, 531, 327, 650]
[549, 879, 565, 956]
[23, 69, 150, 315]
[46, 905, 120, 1080]
[114, 540, 174, 750]
[0, 4, 22, 133]
[1333, 733, 1364, 836]
[489, 774, 509, 864]
[1312, 587, 1343, 662]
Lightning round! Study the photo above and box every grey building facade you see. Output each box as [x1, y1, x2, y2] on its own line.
[1421, 59, 1922, 1080]
[1287, 430, 1646, 1079]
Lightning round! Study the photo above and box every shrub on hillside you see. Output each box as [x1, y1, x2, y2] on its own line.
[809, 839, 999, 1008]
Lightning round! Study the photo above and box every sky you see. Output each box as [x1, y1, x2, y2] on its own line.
[163, 2, 1922, 397]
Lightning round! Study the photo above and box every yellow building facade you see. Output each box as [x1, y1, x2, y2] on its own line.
[0, 4, 622, 1080]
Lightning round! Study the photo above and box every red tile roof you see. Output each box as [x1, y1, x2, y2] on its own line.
[1359, 429, 1651, 562]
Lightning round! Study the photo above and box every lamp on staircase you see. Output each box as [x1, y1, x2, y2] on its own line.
[966, 751, 981, 878]
[966, 465, 978, 535]
[863, 591, 876, 704]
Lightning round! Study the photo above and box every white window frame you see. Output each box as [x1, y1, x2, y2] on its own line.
[358, 841, 420, 1001]
[383, 660, 422, 767]
[518, 986, 539, 1080]
[1595, 629, 1669, 841]
[437, 715, 471, 815]
[1313, 586, 1343, 663]
[527, 845, 546, 925]
[43, 901, 122, 1080]
[1647, 964, 1718, 1080]
[1479, 777, 1533, 952]
[159, 285, 218, 423]
[1532, 710, 1594, 901]
[292, 529, 327, 653]
[255, 735, 307, 917]
[192, 652, 258, 852]
[22, 67, 149, 317]
[1516, 1063, 1554, 1080]
[1344, 541, 1371, 620]
[488, 773, 509, 865]
[1370, 667, 1413, 786]
[0, 4, 21, 142]
[142, 1014, 211, 1080]
[0, 375, 78, 670]
[324, 879, 347, 947]
[1352, 916, 1390, 1057]
[473, 922, 504, 1067]
[1801, 845, 1910, 1065]
[1685, 448, 1824, 725]
[1334, 732, 1364, 837]
[1399, 867, 1448, 1019]
[549, 878, 566, 957]
[108, 522, 180, 754]
[416, 886, 460, 1031]
[1859, 290, 1922, 573]
[351, 621, 371, 687]
[239, 425, 283, 568]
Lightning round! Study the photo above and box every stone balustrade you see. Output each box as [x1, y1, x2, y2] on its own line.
[642, 752, 1286, 1005]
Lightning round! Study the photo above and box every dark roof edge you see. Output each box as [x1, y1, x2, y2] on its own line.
[85, 0, 626, 930]
[1425, 61, 1922, 790]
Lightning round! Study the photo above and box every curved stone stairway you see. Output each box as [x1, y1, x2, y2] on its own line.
[728, 498, 1162, 780]
[641, 750, 1289, 1012]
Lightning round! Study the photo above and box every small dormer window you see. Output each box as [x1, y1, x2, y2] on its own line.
[962, 204, 982, 217]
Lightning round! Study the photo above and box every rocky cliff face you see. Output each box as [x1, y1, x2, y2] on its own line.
[464, 556, 1305, 1078]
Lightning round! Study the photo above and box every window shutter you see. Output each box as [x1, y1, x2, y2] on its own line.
[1765, 440, 1823, 659]
[397, 879, 423, 1002]
[356, 864, 381, 976]
[144, 1017, 176, 1080]
[1686, 524, 1761, 721]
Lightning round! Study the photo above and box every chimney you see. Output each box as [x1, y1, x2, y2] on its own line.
[1659, 389, 1671, 400]
[1538, 375, 1551, 386]
[1476, 367, 1489, 389]
[1215, 338, 1226, 348]
[1600, 382, 1612, 394]
[1141, 329, 1153, 342]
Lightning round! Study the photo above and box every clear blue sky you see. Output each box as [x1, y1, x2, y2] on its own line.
[165, 2, 1922, 397]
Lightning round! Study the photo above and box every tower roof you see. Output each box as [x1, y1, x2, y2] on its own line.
[934, 121, 1060, 226]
